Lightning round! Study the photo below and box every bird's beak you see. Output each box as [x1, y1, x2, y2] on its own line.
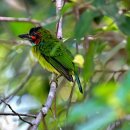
[18, 34, 31, 40]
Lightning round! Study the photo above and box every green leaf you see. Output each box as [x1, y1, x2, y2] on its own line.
[116, 16, 130, 35]
[99, 41, 126, 65]
[67, 98, 117, 130]
[83, 41, 95, 81]
[92, 0, 106, 7]
[76, 110, 115, 130]
[116, 72, 130, 113]
[103, 4, 130, 35]
[61, 2, 74, 15]
[75, 10, 94, 40]
[67, 100, 109, 124]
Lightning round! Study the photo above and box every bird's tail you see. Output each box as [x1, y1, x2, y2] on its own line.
[74, 72, 83, 93]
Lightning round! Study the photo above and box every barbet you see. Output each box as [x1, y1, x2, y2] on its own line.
[19, 27, 83, 93]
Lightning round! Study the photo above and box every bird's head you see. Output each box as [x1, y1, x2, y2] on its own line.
[18, 26, 42, 45]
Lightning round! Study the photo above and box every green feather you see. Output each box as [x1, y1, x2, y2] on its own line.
[43, 54, 73, 81]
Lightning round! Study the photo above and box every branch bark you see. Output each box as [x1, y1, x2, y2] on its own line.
[0, 17, 41, 25]
[0, 16, 56, 26]
[107, 115, 130, 130]
[0, 112, 36, 118]
[0, 99, 33, 126]
[56, 0, 64, 39]
[30, 81, 57, 130]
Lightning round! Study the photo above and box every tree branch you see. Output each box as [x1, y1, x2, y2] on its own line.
[0, 112, 36, 118]
[95, 69, 127, 73]
[0, 16, 57, 26]
[0, 16, 41, 25]
[0, 99, 33, 126]
[106, 114, 130, 130]
[56, 0, 64, 39]
[30, 81, 57, 130]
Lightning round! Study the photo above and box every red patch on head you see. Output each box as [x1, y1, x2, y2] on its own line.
[31, 36, 36, 40]
[35, 39, 41, 44]
[31, 32, 42, 45]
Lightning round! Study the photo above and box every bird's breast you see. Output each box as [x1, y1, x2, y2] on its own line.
[31, 46, 59, 75]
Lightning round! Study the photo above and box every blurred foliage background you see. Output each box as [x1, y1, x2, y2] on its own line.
[0, 0, 130, 130]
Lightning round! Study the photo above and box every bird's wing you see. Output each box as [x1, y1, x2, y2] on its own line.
[39, 42, 74, 81]
[40, 42, 74, 70]
[43, 54, 73, 81]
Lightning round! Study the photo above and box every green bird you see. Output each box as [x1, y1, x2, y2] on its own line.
[19, 27, 83, 93]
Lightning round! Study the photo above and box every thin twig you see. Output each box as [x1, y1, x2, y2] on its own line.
[56, 0, 65, 39]
[0, 16, 57, 26]
[107, 115, 130, 130]
[42, 113, 48, 130]
[0, 39, 31, 46]
[53, 94, 57, 119]
[0, 99, 33, 126]
[0, 112, 36, 118]
[95, 69, 127, 73]
[30, 81, 57, 130]
[56, 17, 63, 39]
[0, 17, 41, 25]
[107, 120, 122, 130]
[66, 81, 76, 117]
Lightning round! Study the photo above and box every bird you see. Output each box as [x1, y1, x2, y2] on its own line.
[18, 26, 83, 93]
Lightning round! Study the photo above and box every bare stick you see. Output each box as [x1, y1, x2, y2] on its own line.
[30, 81, 57, 130]
[106, 120, 122, 130]
[66, 81, 76, 117]
[0, 112, 36, 118]
[0, 16, 41, 25]
[107, 115, 130, 130]
[95, 69, 127, 73]
[56, 0, 64, 39]
[0, 16, 57, 26]
[42, 116, 48, 130]
[0, 99, 33, 126]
